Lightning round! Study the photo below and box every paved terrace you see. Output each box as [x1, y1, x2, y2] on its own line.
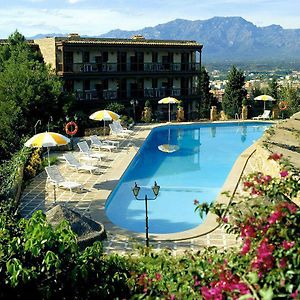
[19, 122, 262, 255]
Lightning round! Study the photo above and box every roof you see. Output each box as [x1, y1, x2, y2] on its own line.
[42, 35, 203, 48]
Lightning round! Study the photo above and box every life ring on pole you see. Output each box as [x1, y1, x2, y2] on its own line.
[65, 121, 78, 136]
[278, 101, 288, 111]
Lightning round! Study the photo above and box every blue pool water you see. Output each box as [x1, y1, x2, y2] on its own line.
[105, 122, 271, 234]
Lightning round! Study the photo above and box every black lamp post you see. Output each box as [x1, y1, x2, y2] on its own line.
[130, 99, 138, 122]
[132, 181, 160, 247]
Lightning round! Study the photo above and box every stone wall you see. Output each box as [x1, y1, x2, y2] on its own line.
[244, 145, 281, 177]
[34, 37, 56, 69]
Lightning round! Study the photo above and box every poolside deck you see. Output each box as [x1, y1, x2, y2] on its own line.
[19, 122, 272, 254]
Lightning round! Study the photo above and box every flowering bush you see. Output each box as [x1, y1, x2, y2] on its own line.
[129, 154, 300, 299]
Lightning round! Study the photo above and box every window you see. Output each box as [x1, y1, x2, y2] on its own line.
[83, 80, 90, 91]
[82, 51, 90, 63]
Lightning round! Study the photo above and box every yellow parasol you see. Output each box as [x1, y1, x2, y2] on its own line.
[25, 132, 70, 166]
[158, 97, 180, 122]
[254, 95, 276, 110]
[89, 110, 120, 136]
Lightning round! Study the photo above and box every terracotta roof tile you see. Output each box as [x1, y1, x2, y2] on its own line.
[54, 37, 202, 47]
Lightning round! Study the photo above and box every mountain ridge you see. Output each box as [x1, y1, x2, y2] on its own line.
[28, 17, 300, 63]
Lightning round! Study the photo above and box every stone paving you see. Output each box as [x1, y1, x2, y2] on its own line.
[19, 123, 243, 255]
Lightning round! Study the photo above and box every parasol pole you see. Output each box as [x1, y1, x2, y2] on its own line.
[103, 119, 106, 138]
[47, 147, 50, 166]
[168, 103, 171, 122]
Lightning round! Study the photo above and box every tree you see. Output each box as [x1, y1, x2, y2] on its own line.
[198, 66, 215, 118]
[279, 84, 300, 116]
[267, 77, 279, 99]
[222, 66, 247, 118]
[0, 31, 72, 159]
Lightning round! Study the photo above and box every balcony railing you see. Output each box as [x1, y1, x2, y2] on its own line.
[58, 62, 201, 73]
[75, 87, 198, 101]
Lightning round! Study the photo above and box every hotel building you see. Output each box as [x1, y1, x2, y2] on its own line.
[34, 34, 202, 117]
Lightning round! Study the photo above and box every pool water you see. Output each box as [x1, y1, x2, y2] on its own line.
[105, 122, 271, 234]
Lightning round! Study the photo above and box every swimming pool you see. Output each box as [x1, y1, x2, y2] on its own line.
[105, 122, 271, 234]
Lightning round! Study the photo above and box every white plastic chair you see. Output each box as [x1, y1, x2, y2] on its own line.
[45, 165, 83, 192]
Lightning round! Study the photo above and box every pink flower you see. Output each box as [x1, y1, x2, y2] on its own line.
[280, 170, 289, 178]
[194, 278, 201, 287]
[222, 217, 228, 223]
[241, 224, 256, 238]
[263, 175, 272, 183]
[282, 240, 295, 250]
[291, 289, 299, 299]
[169, 294, 176, 300]
[241, 238, 251, 255]
[243, 181, 254, 188]
[251, 187, 263, 196]
[286, 203, 298, 214]
[279, 258, 287, 268]
[268, 153, 283, 161]
[251, 240, 274, 273]
[155, 273, 162, 281]
[268, 210, 282, 224]
[262, 224, 270, 234]
[194, 199, 199, 205]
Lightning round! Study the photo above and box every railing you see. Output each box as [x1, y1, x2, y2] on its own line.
[75, 87, 198, 101]
[58, 62, 201, 73]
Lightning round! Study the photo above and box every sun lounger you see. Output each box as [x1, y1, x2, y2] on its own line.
[77, 141, 107, 161]
[252, 110, 271, 120]
[45, 165, 83, 192]
[63, 153, 100, 174]
[109, 124, 130, 138]
[89, 135, 118, 152]
[112, 121, 134, 134]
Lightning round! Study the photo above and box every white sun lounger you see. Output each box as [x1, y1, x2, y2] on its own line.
[77, 141, 107, 161]
[89, 135, 118, 152]
[63, 153, 100, 174]
[45, 165, 83, 192]
[112, 121, 134, 134]
[252, 110, 271, 120]
[109, 124, 130, 138]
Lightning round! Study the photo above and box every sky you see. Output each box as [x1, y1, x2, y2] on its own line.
[1, 0, 300, 38]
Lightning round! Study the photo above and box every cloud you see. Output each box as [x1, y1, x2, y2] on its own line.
[67, 0, 83, 4]
[0, 6, 168, 38]
[1, 1, 300, 38]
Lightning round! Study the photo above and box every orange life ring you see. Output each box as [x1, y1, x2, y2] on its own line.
[65, 121, 78, 136]
[278, 101, 288, 111]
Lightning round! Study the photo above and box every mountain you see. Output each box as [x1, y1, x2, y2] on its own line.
[99, 17, 300, 62]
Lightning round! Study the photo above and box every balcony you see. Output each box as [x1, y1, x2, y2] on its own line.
[75, 87, 198, 101]
[58, 62, 200, 74]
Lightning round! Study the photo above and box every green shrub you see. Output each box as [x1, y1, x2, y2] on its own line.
[105, 102, 125, 115]
[0, 210, 131, 299]
[0, 147, 31, 201]
[24, 148, 42, 179]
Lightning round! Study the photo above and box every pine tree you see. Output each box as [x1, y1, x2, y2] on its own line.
[268, 77, 279, 100]
[198, 66, 215, 118]
[222, 66, 247, 118]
